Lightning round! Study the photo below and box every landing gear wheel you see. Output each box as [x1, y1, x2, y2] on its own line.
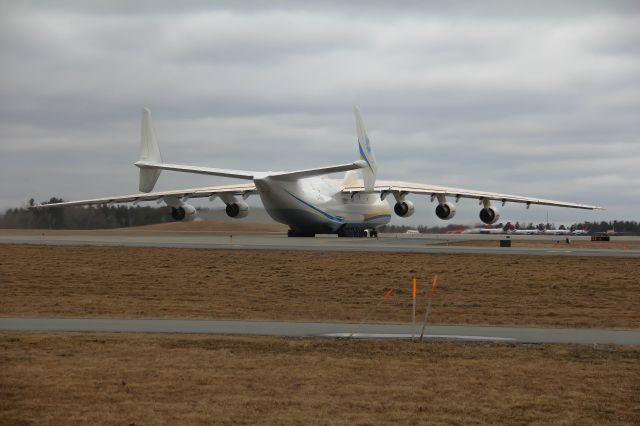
[338, 227, 375, 238]
[287, 229, 315, 238]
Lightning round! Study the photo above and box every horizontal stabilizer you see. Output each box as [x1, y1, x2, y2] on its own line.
[269, 160, 367, 180]
[135, 161, 256, 180]
[134, 160, 367, 181]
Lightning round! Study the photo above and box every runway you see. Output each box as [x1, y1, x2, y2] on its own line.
[2, 232, 639, 257]
[2, 318, 639, 345]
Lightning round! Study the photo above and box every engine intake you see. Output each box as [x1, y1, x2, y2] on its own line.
[435, 202, 456, 220]
[479, 206, 500, 224]
[394, 200, 415, 218]
[171, 203, 197, 221]
[226, 201, 249, 219]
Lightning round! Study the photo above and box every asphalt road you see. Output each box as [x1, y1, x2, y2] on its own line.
[2, 318, 639, 345]
[1, 232, 639, 257]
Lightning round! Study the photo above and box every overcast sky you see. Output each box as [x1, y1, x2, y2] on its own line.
[1, 1, 639, 226]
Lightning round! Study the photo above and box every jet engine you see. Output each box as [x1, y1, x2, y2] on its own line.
[225, 201, 249, 219]
[171, 203, 197, 221]
[479, 206, 500, 224]
[394, 200, 415, 218]
[435, 202, 456, 220]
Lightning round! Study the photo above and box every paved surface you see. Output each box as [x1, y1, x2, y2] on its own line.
[1, 232, 639, 257]
[2, 318, 639, 345]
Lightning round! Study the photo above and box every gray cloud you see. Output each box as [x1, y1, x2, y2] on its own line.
[1, 1, 639, 226]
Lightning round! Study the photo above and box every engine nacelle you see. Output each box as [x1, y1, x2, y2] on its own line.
[479, 206, 501, 224]
[171, 203, 197, 221]
[394, 200, 415, 218]
[435, 202, 457, 220]
[225, 201, 249, 219]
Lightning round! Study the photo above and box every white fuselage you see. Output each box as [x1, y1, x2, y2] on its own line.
[543, 229, 572, 235]
[512, 229, 540, 235]
[253, 176, 391, 234]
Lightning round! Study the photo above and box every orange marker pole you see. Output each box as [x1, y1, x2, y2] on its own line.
[431, 273, 438, 296]
[412, 277, 417, 339]
[383, 288, 394, 300]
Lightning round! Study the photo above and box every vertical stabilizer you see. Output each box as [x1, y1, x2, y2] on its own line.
[354, 107, 377, 191]
[139, 108, 162, 192]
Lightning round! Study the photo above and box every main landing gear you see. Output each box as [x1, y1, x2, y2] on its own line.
[337, 227, 378, 238]
[286, 228, 378, 238]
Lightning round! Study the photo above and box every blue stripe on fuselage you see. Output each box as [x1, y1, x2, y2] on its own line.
[284, 190, 345, 223]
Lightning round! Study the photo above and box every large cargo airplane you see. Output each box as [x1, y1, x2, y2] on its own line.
[36, 108, 602, 237]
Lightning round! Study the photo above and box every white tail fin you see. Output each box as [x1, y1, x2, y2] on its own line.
[139, 108, 162, 192]
[354, 107, 377, 191]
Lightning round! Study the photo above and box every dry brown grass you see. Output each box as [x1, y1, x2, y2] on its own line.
[1, 333, 638, 425]
[1, 245, 639, 328]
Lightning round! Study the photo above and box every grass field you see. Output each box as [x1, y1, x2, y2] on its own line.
[2, 226, 639, 424]
[1, 244, 638, 328]
[1, 333, 638, 425]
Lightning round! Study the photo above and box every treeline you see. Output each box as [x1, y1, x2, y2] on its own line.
[380, 220, 640, 235]
[575, 221, 640, 235]
[0, 198, 169, 229]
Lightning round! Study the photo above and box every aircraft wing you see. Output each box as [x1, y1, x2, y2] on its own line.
[342, 180, 602, 210]
[33, 183, 257, 208]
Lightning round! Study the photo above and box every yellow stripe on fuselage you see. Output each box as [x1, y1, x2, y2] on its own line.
[365, 210, 391, 219]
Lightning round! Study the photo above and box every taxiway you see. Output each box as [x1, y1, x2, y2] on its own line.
[2, 318, 639, 345]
